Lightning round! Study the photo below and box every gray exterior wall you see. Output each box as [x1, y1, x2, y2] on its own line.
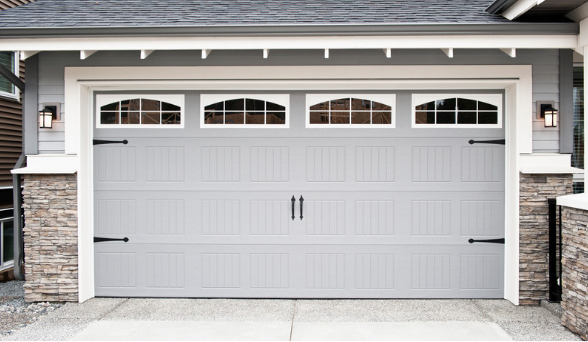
[36, 48, 561, 154]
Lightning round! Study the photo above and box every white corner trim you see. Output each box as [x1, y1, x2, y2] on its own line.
[519, 153, 582, 174]
[11, 154, 78, 174]
[557, 193, 588, 211]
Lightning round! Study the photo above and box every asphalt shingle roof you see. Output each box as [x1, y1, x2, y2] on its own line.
[0, 0, 509, 28]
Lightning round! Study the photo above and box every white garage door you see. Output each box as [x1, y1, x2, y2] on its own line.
[93, 92, 505, 298]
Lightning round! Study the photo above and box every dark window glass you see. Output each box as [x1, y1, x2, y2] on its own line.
[246, 112, 265, 124]
[3, 221, 13, 263]
[205, 102, 224, 111]
[309, 101, 329, 111]
[246, 99, 265, 111]
[162, 112, 181, 124]
[101, 102, 119, 111]
[415, 101, 435, 111]
[458, 111, 477, 124]
[142, 99, 161, 111]
[204, 111, 223, 124]
[266, 102, 286, 111]
[436, 112, 456, 124]
[0, 52, 15, 94]
[225, 99, 245, 111]
[415, 111, 435, 124]
[122, 112, 140, 124]
[266, 112, 286, 124]
[352, 99, 372, 110]
[162, 102, 181, 111]
[225, 112, 244, 124]
[478, 112, 498, 124]
[122, 99, 140, 111]
[478, 101, 498, 111]
[372, 111, 392, 124]
[331, 111, 350, 124]
[458, 98, 477, 110]
[331, 98, 350, 111]
[436, 98, 456, 111]
[141, 112, 160, 124]
[310, 111, 329, 124]
[351, 112, 371, 124]
[372, 101, 392, 111]
[100, 112, 118, 124]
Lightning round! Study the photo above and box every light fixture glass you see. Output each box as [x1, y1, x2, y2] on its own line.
[39, 107, 53, 129]
[543, 106, 558, 128]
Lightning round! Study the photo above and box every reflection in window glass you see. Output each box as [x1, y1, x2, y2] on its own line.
[437, 112, 455, 124]
[100, 98, 182, 125]
[204, 98, 287, 125]
[414, 97, 499, 126]
[309, 97, 393, 126]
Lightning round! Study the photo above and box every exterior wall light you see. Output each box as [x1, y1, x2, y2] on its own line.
[39, 107, 54, 129]
[542, 105, 558, 128]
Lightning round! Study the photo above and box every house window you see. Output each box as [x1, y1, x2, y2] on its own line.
[412, 94, 502, 128]
[201, 95, 289, 127]
[96, 95, 184, 128]
[0, 51, 18, 100]
[306, 94, 395, 127]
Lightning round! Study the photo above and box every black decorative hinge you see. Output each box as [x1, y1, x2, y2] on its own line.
[94, 237, 129, 243]
[468, 139, 505, 145]
[93, 139, 129, 145]
[468, 238, 505, 244]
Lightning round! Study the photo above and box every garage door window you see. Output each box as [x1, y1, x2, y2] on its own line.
[306, 94, 396, 127]
[412, 94, 502, 128]
[96, 94, 184, 128]
[201, 95, 289, 127]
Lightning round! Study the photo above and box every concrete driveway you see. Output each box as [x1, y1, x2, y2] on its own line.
[0, 298, 580, 341]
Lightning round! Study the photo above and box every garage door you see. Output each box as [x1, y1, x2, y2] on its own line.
[93, 92, 505, 298]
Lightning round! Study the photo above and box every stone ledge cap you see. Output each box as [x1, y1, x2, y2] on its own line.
[557, 193, 588, 211]
[11, 154, 78, 175]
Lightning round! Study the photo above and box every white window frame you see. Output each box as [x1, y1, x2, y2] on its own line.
[0, 217, 14, 271]
[306, 94, 396, 128]
[411, 94, 503, 128]
[200, 94, 290, 128]
[95, 94, 185, 128]
[0, 51, 19, 101]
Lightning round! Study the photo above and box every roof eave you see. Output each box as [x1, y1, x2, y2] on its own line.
[0, 22, 579, 38]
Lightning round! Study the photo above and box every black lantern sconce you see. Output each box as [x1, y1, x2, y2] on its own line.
[542, 105, 558, 128]
[39, 107, 54, 129]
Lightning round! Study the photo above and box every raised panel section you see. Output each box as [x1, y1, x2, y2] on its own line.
[461, 147, 501, 182]
[461, 254, 501, 289]
[412, 147, 451, 182]
[355, 254, 394, 289]
[251, 200, 289, 235]
[306, 147, 345, 182]
[146, 199, 185, 235]
[461, 201, 501, 236]
[202, 253, 240, 288]
[305, 201, 345, 235]
[356, 147, 394, 182]
[251, 147, 289, 182]
[146, 253, 185, 288]
[355, 201, 394, 235]
[306, 253, 345, 289]
[95, 199, 136, 235]
[96, 146, 136, 182]
[412, 201, 451, 236]
[411, 254, 450, 289]
[146, 146, 185, 182]
[96, 253, 137, 288]
[202, 146, 240, 182]
[250, 254, 289, 288]
[202, 200, 240, 235]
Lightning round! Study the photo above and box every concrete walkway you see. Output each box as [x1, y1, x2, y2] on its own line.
[0, 298, 581, 341]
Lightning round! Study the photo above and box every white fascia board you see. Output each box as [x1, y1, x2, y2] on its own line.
[502, 0, 545, 20]
[0, 34, 578, 52]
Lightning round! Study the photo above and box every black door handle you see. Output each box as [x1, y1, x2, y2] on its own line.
[93, 139, 129, 145]
[94, 237, 129, 243]
[468, 238, 505, 244]
[291, 196, 296, 220]
[299, 196, 304, 220]
[468, 139, 505, 145]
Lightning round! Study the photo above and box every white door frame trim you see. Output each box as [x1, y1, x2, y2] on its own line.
[65, 65, 531, 304]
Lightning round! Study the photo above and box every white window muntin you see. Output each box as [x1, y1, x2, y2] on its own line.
[200, 94, 290, 128]
[411, 94, 503, 128]
[0, 52, 19, 100]
[306, 94, 396, 128]
[96, 94, 185, 128]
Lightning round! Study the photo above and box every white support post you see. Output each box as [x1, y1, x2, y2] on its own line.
[201, 49, 212, 59]
[441, 48, 454, 58]
[383, 48, 391, 58]
[19, 51, 39, 60]
[584, 45, 588, 191]
[500, 48, 517, 58]
[140, 50, 154, 59]
[80, 50, 97, 60]
[324, 48, 329, 59]
[263, 49, 269, 59]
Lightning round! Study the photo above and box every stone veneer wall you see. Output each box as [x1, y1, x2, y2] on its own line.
[519, 173, 573, 306]
[561, 207, 588, 340]
[22, 173, 78, 302]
